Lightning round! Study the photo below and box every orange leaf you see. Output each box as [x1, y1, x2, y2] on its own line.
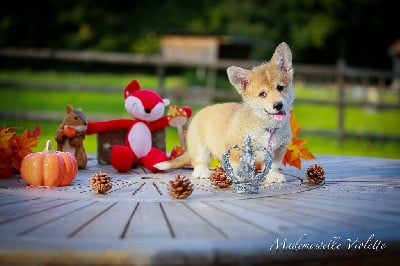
[292, 138, 307, 147]
[11, 126, 41, 171]
[0, 125, 41, 176]
[291, 157, 302, 169]
[300, 147, 316, 160]
[0, 126, 15, 150]
[282, 150, 291, 166]
[289, 110, 301, 138]
[281, 111, 315, 169]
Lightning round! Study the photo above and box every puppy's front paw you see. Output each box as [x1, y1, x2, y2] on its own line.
[192, 166, 212, 179]
[265, 171, 286, 183]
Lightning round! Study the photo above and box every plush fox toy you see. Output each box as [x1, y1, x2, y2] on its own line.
[86, 80, 191, 172]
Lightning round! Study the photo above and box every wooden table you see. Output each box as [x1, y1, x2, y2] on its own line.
[0, 154, 399, 265]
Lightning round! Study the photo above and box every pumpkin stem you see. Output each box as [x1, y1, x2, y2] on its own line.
[44, 140, 55, 152]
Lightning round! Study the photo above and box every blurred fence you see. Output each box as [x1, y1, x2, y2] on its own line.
[0, 47, 399, 143]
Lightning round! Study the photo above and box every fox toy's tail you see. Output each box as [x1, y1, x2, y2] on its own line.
[155, 152, 191, 170]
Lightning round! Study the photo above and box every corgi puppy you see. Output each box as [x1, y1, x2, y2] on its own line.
[156, 42, 294, 183]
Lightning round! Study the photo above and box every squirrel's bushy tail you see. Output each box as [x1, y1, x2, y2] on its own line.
[155, 152, 191, 170]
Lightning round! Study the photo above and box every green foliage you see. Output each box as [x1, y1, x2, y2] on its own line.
[130, 33, 160, 54]
[1, 0, 398, 68]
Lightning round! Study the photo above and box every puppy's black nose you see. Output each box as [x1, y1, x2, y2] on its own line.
[273, 102, 283, 111]
[144, 109, 151, 114]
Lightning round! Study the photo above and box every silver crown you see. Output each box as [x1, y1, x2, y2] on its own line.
[222, 135, 273, 194]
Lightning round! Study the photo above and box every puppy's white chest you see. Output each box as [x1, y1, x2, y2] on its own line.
[264, 127, 290, 153]
[247, 127, 289, 154]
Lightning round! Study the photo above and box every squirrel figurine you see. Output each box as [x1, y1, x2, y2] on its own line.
[55, 104, 88, 169]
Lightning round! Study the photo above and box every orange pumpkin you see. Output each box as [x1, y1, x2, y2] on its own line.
[20, 140, 78, 187]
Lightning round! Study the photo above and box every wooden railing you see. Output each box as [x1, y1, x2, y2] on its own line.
[1, 47, 399, 142]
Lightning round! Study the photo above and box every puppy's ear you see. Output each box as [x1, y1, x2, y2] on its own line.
[271, 42, 293, 74]
[227, 66, 250, 93]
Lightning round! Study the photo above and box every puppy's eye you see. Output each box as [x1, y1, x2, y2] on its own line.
[259, 91, 267, 98]
[277, 85, 284, 92]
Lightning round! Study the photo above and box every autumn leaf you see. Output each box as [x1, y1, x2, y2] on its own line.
[11, 125, 41, 171]
[0, 147, 13, 178]
[0, 126, 15, 150]
[31, 124, 41, 138]
[282, 111, 315, 169]
[0, 125, 41, 177]
[0, 127, 15, 177]
[290, 111, 301, 138]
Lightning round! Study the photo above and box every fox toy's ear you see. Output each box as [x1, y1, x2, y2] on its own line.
[163, 98, 170, 106]
[124, 80, 141, 98]
[272, 42, 293, 74]
[227, 66, 250, 92]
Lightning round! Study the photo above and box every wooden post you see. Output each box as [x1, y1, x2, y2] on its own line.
[157, 59, 166, 96]
[97, 129, 127, 165]
[336, 59, 346, 145]
[206, 65, 217, 102]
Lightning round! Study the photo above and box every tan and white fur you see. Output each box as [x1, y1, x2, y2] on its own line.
[156, 42, 294, 183]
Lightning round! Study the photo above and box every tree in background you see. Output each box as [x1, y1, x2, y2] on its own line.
[216, 0, 399, 67]
[0, 0, 399, 68]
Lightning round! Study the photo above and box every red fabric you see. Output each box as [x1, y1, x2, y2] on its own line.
[139, 147, 170, 172]
[86, 119, 134, 134]
[182, 106, 192, 118]
[110, 145, 136, 172]
[148, 116, 169, 131]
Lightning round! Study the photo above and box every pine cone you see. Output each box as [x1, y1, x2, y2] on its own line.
[168, 173, 194, 199]
[210, 167, 232, 188]
[89, 172, 112, 194]
[305, 164, 325, 184]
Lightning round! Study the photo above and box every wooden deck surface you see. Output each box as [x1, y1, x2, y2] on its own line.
[0, 154, 399, 265]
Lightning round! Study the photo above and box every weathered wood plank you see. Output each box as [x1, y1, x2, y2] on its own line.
[0, 196, 41, 207]
[122, 202, 172, 239]
[185, 201, 270, 238]
[0, 197, 58, 215]
[269, 196, 396, 229]
[133, 181, 165, 199]
[69, 201, 136, 239]
[0, 198, 76, 225]
[26, 201, 114, 238]
[207, 201, 316, 237]
[306, 185, 400, 202]
[161, 202, 225, 239]
[246, 197, 340, 232]
[0, 200, 93, 236]
[256, 196, 363, 228]
[279, 191, 400, 217]
[227, 199, 334, 233]
[290, 191, 400, 215]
